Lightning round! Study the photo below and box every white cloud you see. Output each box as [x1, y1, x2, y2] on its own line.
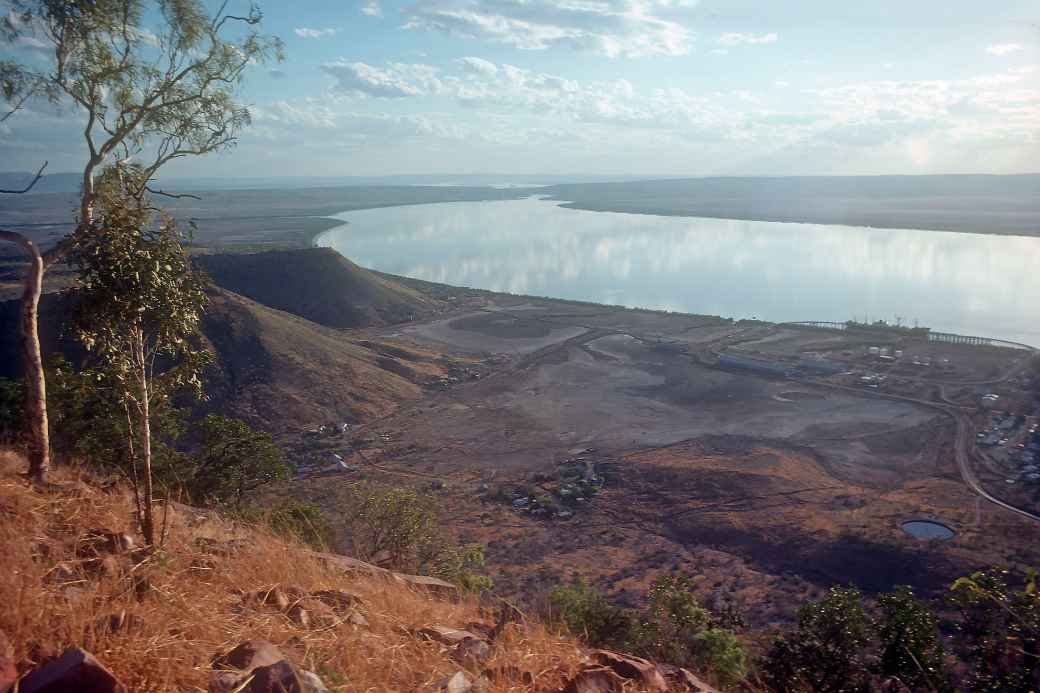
[320, 61, 441, 98]
[717, 32, 778, 47]
[361, 0, 383, 16]
[403, 0, 694, 58]
[458, 56, 499, 77]
[294, 26, 339, 38]
[986, 43, 1024, 56]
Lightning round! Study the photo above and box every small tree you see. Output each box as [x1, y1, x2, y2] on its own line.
[189, 414, 290, 508]
[1, 0, 282, 482]
[631, 574, 713, 665]
[875, 586, 948, 691]
[763, 586, 872, 693]
[68, 167, 208, 546]
[949, 568, 1040, 691]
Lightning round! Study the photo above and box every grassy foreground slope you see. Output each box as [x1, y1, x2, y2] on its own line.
[0, 452, 599, 692]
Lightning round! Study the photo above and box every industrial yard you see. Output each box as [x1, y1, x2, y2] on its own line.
[291, 291, 1040, 617]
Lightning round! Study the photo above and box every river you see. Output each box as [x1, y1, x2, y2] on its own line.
[316, 196, 1040, 346]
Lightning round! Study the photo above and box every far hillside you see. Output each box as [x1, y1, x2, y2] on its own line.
[545, 174, 1040, 235]
[196, 248, 434, 328]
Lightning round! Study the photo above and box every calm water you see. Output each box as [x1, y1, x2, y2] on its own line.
[317, 197, 1040, 346]
[902, 520, 955, 540]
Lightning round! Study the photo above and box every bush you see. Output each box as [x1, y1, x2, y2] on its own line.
[187, 414, 291, 508]
[238, 498, 331, 550]
[549, 581, 633, 647]
[329, 482, 491, 591]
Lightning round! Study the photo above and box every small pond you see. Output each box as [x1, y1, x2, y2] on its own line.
[902, 520, 955, 540]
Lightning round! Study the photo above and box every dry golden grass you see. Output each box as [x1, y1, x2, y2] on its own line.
[0, 450, 592, 691]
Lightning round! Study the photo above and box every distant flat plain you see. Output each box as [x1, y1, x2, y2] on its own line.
[1, 174, 1039, 255]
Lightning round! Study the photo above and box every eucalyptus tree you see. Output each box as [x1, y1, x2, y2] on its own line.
[68, 165, 208, 546]
[0, 0, 282, 482]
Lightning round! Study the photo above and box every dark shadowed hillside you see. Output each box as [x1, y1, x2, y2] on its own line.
[0, 283, 449, 433]
[196, 248, 433, 328]
[199, 287, 448, 431]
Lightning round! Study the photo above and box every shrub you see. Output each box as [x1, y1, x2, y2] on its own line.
[549, 581, 633, 647]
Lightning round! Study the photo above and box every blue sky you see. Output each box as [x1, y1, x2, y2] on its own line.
[2, 0, 1039, 177]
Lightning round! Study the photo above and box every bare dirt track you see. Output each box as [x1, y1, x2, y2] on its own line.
[318, 296, 1040, 624]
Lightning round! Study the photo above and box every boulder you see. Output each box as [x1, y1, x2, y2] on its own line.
[247, 660, 304, 693]
[434, 671, 487, 692]
[298, 670, 329, 693]
[287, 605, 310, 629]
[451, 637, 491, 667]
[84, 555, 122, 579]
[345, 609, 369, 628]
[0, 629, 16, 693]
[17, 648, 125, 693]
[213, 640, 286, 671]
[589, 651, 667, 692]
[309, 589, 363, 612]
[77, 529, 135, 557]
[562, 666, 624, 693]
[675, 667, 719, 692]
[419, 626, 484, 647]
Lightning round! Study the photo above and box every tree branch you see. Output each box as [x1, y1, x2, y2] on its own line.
[0, 161, 48, 194]
[144, 185, 200, 201]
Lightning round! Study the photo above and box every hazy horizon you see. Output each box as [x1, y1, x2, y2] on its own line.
[3, 0, 1038, 179]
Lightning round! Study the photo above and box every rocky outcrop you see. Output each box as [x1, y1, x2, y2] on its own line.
[308, 551, 459, 601]
[211, 640, 327, 693]
[559, 651, 721, 693]
[16, 648, 125, 693]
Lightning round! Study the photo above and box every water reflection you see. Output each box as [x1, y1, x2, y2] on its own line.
[317, 197, 1040, 345]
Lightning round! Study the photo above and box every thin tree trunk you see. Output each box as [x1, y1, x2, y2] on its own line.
[136, 331, 155, 546]
[0, 230, 50, 482]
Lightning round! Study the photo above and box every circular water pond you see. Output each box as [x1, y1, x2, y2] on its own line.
[902, 520, 955, 540]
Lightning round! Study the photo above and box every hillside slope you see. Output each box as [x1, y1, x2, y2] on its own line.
[200, 287, 446, 431]
[2, 453, 714, 692]
[196, 248, 434, 328]
[0, 286, 448, 433]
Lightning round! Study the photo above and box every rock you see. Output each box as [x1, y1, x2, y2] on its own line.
[434, 671, 486, 693]
[491, 601, 524, 640]
[84, 555, 122, 578]
[259, 587, 291, 612]
[562, 666, 624, 693]
[481, 665, 533, 686]
[77, 529, 135, 557]
[309, 589, 363, 612]
[0, 629, 16, 693]
[464, 622, 495, 640]
[288, 605, 310, 629]
[345, 609, 369, 628]
[94, 610, 144, 635]
[452, 638, 491, 667]
[17, 648, 125, 693]
[213, 640, 286, 671]
[676, 667, 719, 692]
[208, 671, 243, 693]
[44, 562, 78, 585]
[132, 575, 154, 602]
[399, 573, 460, 602]
[589, 651, 667, 692]
[247, 660, 304, 693]
[298, 670, 329, 693]
[419, 626, 483, 646]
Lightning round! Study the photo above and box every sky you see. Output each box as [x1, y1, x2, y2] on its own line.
[1, 0, 1039, 178]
